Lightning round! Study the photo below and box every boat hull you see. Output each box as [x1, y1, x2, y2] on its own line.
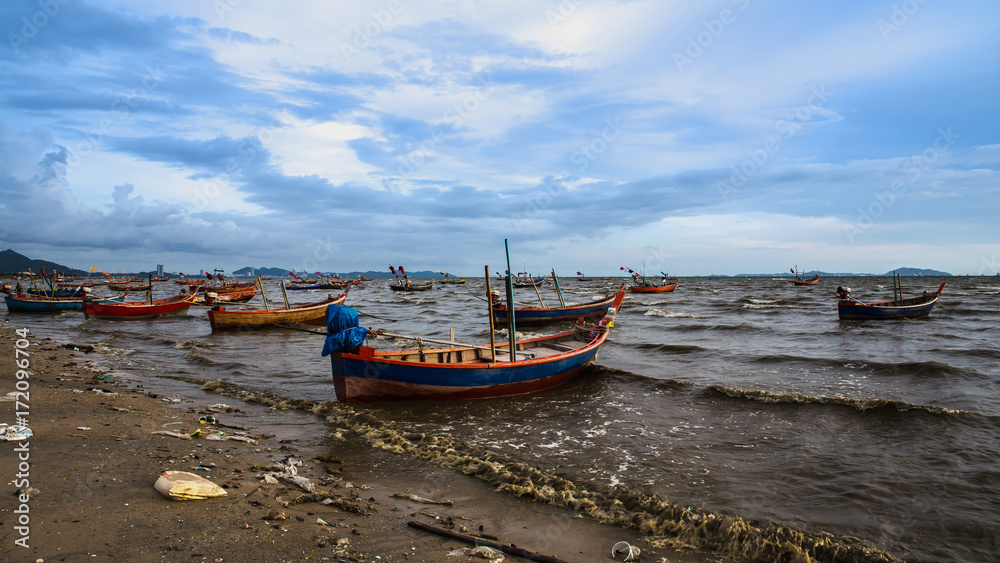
[331, 335, 603, 403]
[4, 294, 125, 312]
[389, 283, 433, 291]
[82, 294, 196, 320]
[209, 295, 346, 330]
[837, 283, 945, 320]
[629, 282, 678, 293]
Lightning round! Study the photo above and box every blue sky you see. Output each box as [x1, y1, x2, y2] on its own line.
[1, 0, 997, 276]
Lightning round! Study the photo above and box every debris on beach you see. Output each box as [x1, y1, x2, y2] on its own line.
[468, 546, 505, 561]
[408, 521, 567, 563]
[154, 470, 227, 500]
[151, 429, 202, 440]
[612, 541, 641, 561]
[390, 492, 454, 506]
[0, 425, 33, 441]
[204, 431, 258, 444]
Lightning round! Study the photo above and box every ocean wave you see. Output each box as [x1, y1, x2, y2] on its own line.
[644, 308, 702, 318]
[622, 342, 705, 355]
[184, 350, 244, 370]
[748, 354, 978, 379]
[703, 384, 976, 416]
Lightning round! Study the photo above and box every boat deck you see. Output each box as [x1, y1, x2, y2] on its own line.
[382, 335, 590, 364]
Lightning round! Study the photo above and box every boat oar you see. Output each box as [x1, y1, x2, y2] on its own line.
[551, 268, 566, 307]
[530, 273, 547, 308]
[280, 278, 290, 309]
[256, 275, 269, 311]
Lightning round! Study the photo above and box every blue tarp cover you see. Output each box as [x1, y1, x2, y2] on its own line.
[321, 304, 370, 356]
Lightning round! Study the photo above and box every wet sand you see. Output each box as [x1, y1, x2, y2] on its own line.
[0, 324, 718, 563]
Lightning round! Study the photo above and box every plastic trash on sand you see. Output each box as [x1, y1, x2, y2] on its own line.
[0, 425, 33, 441]
[611, 541, 641, 561]
[154, 470, 228, 500]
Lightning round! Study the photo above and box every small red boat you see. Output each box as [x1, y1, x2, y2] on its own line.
[628, 280, 678, 293]
[621, 266, 678, 293]
[82, 292, 198, 320]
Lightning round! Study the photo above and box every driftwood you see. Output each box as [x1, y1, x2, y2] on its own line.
[390, 492, 454, 506]
[407, 520, 571, 563]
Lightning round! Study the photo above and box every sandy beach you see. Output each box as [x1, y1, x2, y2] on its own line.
[0, 323, 718, 563]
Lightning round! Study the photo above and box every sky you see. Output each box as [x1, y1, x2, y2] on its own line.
[1, 0, 998, 276]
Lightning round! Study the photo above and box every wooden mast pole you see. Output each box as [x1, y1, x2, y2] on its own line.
[485, 265, 496, 361]
[504, 239, 517, 363]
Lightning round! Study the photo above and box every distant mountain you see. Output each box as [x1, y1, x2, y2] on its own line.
[0, 249, 89, 276]
[882, 268, 952, 276]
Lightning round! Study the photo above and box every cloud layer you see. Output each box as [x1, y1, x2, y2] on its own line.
[1, 0, 998, 274]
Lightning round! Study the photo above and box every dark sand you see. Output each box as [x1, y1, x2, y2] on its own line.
[0, 324, 718, 563]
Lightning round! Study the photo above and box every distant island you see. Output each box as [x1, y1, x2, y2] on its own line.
[713, 268, 952, 278]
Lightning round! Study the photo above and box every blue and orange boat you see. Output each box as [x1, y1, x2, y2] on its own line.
[4, 293, 126, 312]
[321, 286, 627, 403]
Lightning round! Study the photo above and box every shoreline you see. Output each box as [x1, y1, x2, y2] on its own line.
[0, 323, 716, 563]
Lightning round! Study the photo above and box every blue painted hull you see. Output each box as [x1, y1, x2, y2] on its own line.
[331, 333, 604, 402]
[4, 294, 125, 312]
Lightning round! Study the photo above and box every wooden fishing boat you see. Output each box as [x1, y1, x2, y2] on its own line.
[435, 271, 466, 284]
[838, 282, 946, 320]
[200, 284, 258, 295]
[286, 283, 322, 290]
[389, 282, 434, 291]
[322, 287, 627, 402]
[191, 287, 259, 305]
[576, 271, 592, 281]
[175, 279, 205, 286]
[23, 287, 84, 298]
[319, 280, 352, 290]
[788, 266, 821, 285]
[108, 282, 152, 291]
[628, 279, 678, 293]
[491, 289, 621, 325]
[4, 293, 126, 313]
[791, 274, 821, 285]
[512, 276, 543, 288]
[621, 266, 677, 293]
[81, 292, 198, 320]
[208, 293, 347, 331]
